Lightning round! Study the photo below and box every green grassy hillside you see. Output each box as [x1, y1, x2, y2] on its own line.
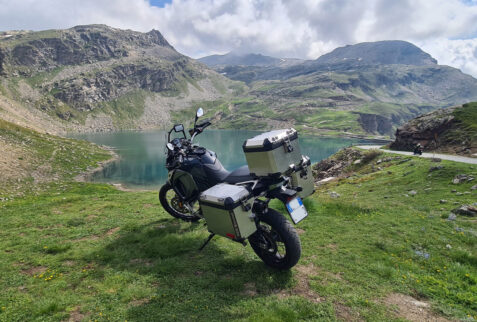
[0, 119, 111, 198]
[1, 120, 476, 321]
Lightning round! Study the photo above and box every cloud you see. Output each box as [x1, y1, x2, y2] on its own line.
[0, 0, 476, 77]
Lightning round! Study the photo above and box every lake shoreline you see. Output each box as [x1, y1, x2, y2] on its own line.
[74, 145, 119, 184]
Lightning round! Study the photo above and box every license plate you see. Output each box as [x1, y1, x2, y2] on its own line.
[286, 197, 308, 224]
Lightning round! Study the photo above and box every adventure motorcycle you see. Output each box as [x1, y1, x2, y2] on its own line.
[413, 144, 423, 155]
[159, 108, 314, 270]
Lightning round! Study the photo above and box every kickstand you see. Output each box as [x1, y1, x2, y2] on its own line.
[199, 233, 215, 251]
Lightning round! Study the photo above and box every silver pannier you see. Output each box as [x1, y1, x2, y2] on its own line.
[243, 128, 302, 177]
[199, 183, 256, 241]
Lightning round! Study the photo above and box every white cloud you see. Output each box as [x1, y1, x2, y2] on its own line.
[0, 0, 476, 77]
[419, 38, 477, 77]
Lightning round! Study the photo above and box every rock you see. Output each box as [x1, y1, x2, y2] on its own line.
[440, 200, 447, 204]
[453, 174, 475, 184]
[429, 166, 443, 172]
[409, 190, 417, 196]
[447, 213, 457, 221]
[353, 159, 362, 165]
[471, 185, 477, 190]
[389, 104, 476, 155]
[376, 159, 382, 164]
[317, 177, 336, 184]
[312, 148, 364, 180]
[472, 153, 477, 158]
[451, 189, 457, 193]
[446, 244, 452, 249]
[329, 191, 340, 198]
[453, 205, 477, 217]
[455, 192, 463, 196]
[455, 227, 464, 232]
[414, 250, 430, 259]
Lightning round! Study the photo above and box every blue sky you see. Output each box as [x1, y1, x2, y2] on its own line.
[149, 0, 172, 8]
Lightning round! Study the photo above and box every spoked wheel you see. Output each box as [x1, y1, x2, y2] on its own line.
[159, 183, 200, 222]
[248, 209, 301, 270]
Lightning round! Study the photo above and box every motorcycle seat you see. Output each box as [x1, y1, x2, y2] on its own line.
[223, 165, 256, 184]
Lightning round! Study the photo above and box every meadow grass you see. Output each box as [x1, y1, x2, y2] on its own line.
[0, 128, 476, 321]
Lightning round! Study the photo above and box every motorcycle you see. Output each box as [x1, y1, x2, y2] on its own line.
[413, 144, 423, 155]
[159, 108, 313, 270]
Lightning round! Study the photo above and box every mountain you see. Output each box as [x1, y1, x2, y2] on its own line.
[0, 25, 241, 133]
[1, 28, 477, 139]
[200, 41, 477, 137]
[314, 40, 437, 66]
[199, 52, 304, 67]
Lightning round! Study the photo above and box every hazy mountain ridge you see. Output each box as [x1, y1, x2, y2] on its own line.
[199, 52, 304, 67]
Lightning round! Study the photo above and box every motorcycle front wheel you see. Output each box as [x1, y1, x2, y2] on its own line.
[248, 209, 301, 270]
[159, 183, 200, 222]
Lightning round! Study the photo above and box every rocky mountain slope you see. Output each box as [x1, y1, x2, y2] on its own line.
[198, 41, 477, 137]
[0, 25, 240, 133]
[390, 102, 477, 155]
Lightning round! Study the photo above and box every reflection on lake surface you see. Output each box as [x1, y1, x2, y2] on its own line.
[71, 130, 369, 189]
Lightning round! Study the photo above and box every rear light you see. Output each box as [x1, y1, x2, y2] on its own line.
[226, 233, 236, 239]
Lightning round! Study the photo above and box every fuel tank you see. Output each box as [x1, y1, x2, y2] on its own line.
[176, 149, 230, 193]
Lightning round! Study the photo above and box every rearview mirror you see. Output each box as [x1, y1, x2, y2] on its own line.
[174, 124, 184, 132]
[166, 143, 174, 151]
[196, 107, 204, 118]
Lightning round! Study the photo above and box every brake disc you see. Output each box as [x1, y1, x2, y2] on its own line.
[171, 196, 188, 213]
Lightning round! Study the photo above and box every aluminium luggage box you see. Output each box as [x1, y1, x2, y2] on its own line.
[199, 183, 256, 240]
[290, 158, 315, 199]
[243, 128, 302, 177]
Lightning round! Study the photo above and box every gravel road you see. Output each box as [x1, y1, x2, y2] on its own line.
[356, 145, 477, 165]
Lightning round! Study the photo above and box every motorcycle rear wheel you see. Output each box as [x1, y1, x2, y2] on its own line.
[248, 209, 301, 270]
[159, 183, 200, 222]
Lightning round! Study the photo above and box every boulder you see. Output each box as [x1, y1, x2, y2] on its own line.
[452, 205, 477, 217]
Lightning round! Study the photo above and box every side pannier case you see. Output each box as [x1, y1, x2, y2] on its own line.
[290, 156, 315, 199]
[199, 183, 256, 241]
[243, 128, 302, 177]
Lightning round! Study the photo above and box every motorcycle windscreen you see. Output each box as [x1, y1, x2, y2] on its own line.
[171, 170, 200, 202]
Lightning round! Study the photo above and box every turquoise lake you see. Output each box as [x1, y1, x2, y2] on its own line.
[72, 130, 369, 189]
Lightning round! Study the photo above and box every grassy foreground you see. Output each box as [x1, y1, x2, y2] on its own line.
[1, 129, 476, 321]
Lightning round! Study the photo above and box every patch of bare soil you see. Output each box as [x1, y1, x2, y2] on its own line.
[334, 302, 361, 321]
[86, 215, 97, 221]
[106, 227, 120, 236]
[384, 293, 450, 322]
[296, 228, 306, 235]
[72, 235, 100, 242]
[275, 263, 324, 303]
[63, 260, 76, 267]
[21, 266, 47, 276]
[66, 306, 85, 322]
[129, 298, 150, 307]
[242, 282, 257, 297]
[0, 138, 30, 182]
